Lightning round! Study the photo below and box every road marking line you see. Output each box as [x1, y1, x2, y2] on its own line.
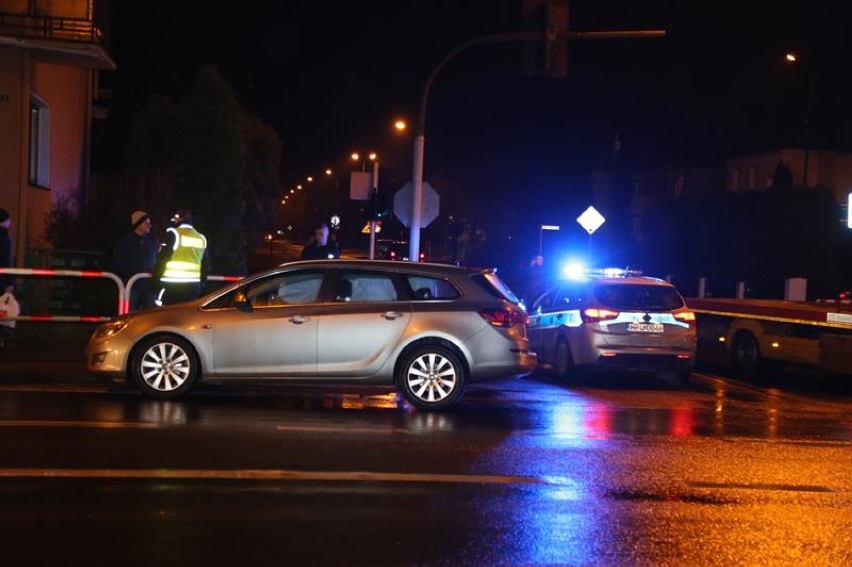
[0, 385, 108, 394]
[0, 468, 540, 485]
[687, 481, 836, 493]
[0, 420, 158, 429]
[275, 425, 409, 435]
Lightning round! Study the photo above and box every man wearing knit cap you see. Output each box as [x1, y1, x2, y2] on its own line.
[113, 210, 158, 311]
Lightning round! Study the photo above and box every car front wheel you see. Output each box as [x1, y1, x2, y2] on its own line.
[130, 334, 199, 398]
[397, 345, 466, 411]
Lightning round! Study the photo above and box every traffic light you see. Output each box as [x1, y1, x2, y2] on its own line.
[522, 0, 569, 78]
[365, 188, 390, 221]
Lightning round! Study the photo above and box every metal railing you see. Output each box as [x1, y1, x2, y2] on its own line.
[0, 11, 104, 44]
[0, 268, 244, 322]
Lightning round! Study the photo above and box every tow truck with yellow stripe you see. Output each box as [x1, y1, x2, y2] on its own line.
[686, 298, 852, 375]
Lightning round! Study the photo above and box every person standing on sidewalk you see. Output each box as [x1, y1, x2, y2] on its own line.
[0, 208, 12, 294]
[301, 222, 340, 260]
[155, 210, 209, 306]
[0, 208, 16, 348]
[113, 210, 158, 311]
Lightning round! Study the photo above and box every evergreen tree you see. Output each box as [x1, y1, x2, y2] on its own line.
[176, 65, 247, 276]
[242, 115, 283, 252]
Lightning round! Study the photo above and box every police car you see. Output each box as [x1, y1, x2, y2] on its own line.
[527, 266, 696, 385]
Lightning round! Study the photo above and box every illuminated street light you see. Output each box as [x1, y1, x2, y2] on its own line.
[297, 184, 303, 190]
[368, 152, 378, 161]
[394, 119, 407, 131]
[785, 52, 797, 62]
[325, 168, 333, 176]
[307, 176, 314, 183]
[351, 152, 360, 162]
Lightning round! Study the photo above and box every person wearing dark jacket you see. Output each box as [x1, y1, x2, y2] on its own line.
[0, 208, 14, 294]
[113, 210, 158, 311]
[301, 223, 340, 260]
[0, 208, 15, 348]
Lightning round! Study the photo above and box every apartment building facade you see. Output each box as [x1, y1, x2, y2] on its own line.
[0, 0, 113, 265]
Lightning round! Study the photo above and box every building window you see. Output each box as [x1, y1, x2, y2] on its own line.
[730, 168, 739, 192]
[29, 96, 50, 188]
[748, 165, 757, 189]
[673, 175, 685, 198]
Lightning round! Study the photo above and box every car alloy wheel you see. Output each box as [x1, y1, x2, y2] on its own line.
[398, 345, 466, 411]
[132, 335, 198, 398]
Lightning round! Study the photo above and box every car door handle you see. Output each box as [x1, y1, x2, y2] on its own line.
[382, 311, 404, 320]
[289, 315, 310, 324]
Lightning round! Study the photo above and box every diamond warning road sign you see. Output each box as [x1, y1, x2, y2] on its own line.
[394, 182, 439, 228]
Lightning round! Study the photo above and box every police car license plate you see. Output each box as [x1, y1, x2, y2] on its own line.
[627, 322, 664, 333]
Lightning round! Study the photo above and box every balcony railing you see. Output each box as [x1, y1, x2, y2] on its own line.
[0, 11, 104, 44]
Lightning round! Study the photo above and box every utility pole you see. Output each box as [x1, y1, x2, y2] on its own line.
[368, 159, 379, 259]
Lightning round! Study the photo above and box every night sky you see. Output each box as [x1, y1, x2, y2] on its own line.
[105, 0, 852, 260]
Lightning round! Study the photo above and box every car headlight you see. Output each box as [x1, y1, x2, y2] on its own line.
[93, 318, 130, 339]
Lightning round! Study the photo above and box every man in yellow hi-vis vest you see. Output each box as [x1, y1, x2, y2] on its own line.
[155, 210, 208, 306]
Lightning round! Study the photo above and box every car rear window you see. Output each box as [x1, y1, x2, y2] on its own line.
[593, 283, 684, 311]
[406, 276, 460, 300]
[471, 272, 521, 304]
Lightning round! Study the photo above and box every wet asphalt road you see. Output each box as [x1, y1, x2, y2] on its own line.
[0, 353, 850, 566]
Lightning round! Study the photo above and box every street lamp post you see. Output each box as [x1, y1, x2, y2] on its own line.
[408, 29, 664, 262]
[409, 32, 546, 263]
[785, 52, 815, 188]
[369, 158, 380, 260]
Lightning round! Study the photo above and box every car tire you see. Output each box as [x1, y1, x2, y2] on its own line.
[731, 332, 762, 377]
[396, 344, 466, 411]
[130, 334, 199, 399]
[554, 338, 576, 382]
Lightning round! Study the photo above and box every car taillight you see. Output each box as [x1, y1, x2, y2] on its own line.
[390, 251, 396, 259]
[674, 311, 696, 324]
[479, 308, 527, 328]
[582, 308, 619, 323]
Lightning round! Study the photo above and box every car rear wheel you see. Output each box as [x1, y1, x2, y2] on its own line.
[130, 334, 199, 398]
[554, 338, 576, 382]
[397, 345, 466, 411]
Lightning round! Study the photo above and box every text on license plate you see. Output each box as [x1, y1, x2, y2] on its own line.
[627, 322, 665, 333]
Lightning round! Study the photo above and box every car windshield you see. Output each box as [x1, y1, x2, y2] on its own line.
[593, 283, 684, 311]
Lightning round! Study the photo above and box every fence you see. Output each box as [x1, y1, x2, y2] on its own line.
[0, 268, 244, 322]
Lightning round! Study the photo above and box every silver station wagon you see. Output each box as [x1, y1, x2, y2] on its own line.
[527, 269, 697, 385]
[86, 259, 536, 410]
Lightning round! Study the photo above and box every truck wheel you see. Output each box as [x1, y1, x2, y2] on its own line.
[731, 332, 762, 376]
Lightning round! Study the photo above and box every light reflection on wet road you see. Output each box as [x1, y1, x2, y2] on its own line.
[0, 368, 849, 566]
